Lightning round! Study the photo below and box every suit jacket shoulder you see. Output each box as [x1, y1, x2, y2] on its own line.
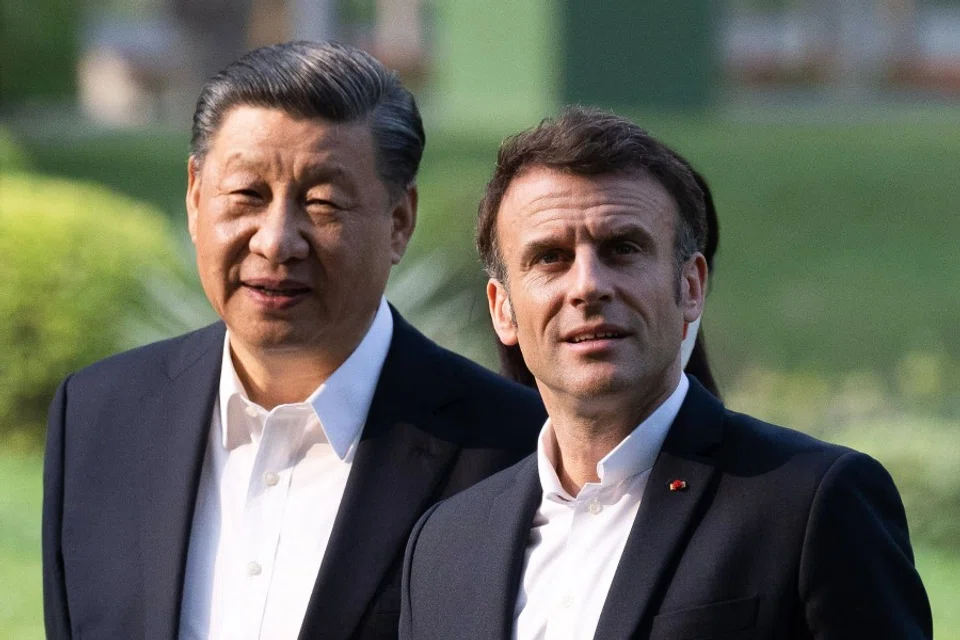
[367, 310, 544, 465]
[46, 311, 547, 640]
[63, 322, 224, 396]
[44, 323, 225, 639]
[402, 378, 932, 640]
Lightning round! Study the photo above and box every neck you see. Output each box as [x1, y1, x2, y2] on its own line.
[540, 373, 679, 495]
[229, 342, 342, 409]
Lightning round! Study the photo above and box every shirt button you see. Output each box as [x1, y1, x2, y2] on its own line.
[244, 405, 258, 418]
[247, 561, 262, 576]
[588, 501, 603, 515]
[263, 471, 279, 487]
[559, 594, 573, 608]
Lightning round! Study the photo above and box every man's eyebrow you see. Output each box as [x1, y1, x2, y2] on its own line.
[301, 163, 350, 184]
[598, 223, 655, 242]
[518, 234, 568, 263]
[218, 154, 353, 186]
[220, 152, 267, 173]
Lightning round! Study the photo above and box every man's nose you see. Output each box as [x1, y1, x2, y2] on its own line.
[248, 198, 310, 263]
[568, 249, 614, 306]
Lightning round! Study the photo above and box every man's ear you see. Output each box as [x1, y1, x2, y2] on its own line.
[186, 156, 201, 245]
[487, 278, 519, 346]
[681, 252, 708, 323]
[389, 184, 418, 265]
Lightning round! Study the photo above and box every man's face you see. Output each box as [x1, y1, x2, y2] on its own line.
[187, 106, 415, 364]
[487, 167, 705, 404]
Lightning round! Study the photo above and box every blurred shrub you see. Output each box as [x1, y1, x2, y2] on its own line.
[0, 127, 32, 172]
[728, 367, 960, 550]
[0, 173, 194, 441]
[387, 250, 496, 370]
[0, 0, 78, 103]
[829, 418, 960, 552]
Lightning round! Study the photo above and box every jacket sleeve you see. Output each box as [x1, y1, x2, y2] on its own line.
[799, 451, 932, 639]
[42, 376, 73, 639]
[400, 501, 442, 640]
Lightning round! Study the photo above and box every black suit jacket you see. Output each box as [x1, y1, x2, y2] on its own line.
[401, 378, 932, 639]
[43, 308, 545, 639]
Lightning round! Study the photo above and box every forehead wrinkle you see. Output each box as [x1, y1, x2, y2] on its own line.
[217, 147, 355, 189]
[511, 175, 673, 219]
[522, 213, 657, 252]
[219, 150, 266, 172]
[499, 169, 677, 261]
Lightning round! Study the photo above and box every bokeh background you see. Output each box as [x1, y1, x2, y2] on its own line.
[2, 0, 959, 637]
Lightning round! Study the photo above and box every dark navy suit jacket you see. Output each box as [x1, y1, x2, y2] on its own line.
[43, 308, 545, 639]
[401, 378, 932, 639]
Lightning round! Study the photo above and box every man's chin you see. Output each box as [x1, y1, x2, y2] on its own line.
[228, 322, 314, 354]
[560, 365, 632, 399]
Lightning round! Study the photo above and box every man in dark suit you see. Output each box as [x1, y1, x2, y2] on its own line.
[400, 107, 932, 639]
[42, 41, 543, 640]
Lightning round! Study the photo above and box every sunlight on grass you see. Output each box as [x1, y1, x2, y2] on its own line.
[916, 544, 960, 639]
[0, 449, 43, 639]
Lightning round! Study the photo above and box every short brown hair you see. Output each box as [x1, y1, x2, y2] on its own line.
[477, 106, 706, 282]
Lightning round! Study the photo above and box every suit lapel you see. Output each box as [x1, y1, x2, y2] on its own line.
[298, 312, 464, 640]
[593, 379, 724, 640]
[472, 457, 542, 638]
[137, 325, 224, 640]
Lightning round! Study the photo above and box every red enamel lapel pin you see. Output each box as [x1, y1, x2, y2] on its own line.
[668, 479, 688, 492]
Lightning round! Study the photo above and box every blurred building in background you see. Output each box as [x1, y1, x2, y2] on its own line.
[3, 0, 957, 128]
[724, 0, 960, 96]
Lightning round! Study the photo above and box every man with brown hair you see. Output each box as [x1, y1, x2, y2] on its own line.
[400, 107, 931, 639]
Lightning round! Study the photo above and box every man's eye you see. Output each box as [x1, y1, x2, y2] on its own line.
[611, 241, 640, 256]
[304, 199, 342, 218]
[231, 189, 262, 200]
[538, 250, 562, 265]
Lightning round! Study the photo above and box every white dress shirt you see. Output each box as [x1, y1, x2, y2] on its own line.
[513, 375, 689, 640]
[179, 297, 393, 640]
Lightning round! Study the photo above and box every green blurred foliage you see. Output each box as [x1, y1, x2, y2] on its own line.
[0, 172, 188, 439]
[844, 418, 960, 551]
[16, 114, 960, 405]
[915, 543, 960, 634]
[0, 0, 78, 103]
[632, 114, 960, 391]
[0, 127, 33, 171]
[21, 130, 190, 222]
[0, 449, 42, 638]
[732, 369, 960, 548]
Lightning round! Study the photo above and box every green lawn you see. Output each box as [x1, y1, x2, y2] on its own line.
[0, 450, 43, 640]
[16, 112, 960, 398]
[2, 447, 956, 638]
[918, 544, 960, 634]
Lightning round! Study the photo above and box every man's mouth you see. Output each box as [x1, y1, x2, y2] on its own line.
[568, 331, 625, 344]
[246, 284, 311, 297]
[242, 279, 312, 307]
[564, 325, 631, 344]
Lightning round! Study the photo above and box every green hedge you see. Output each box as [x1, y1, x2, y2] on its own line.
[0, 173, 190, 439]
[0, 127, 32, 172]
[0, 0, 77, 103]
[828, 418, 960, 551]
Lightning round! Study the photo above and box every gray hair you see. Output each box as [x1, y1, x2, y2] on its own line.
[190, 40, 425, 196]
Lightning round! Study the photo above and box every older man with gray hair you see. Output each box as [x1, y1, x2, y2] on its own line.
[42, 41, 543, 640]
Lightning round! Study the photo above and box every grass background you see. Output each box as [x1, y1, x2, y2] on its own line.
[19, 113, 960, 386]
[5, 108, 959, 635]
